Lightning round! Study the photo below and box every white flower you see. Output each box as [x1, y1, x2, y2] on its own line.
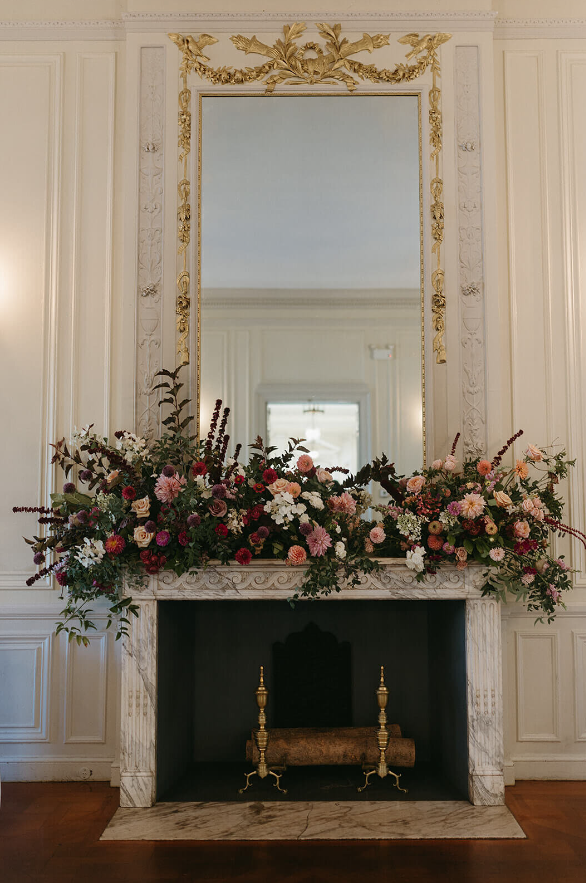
[264, 494, 307, 526]
[336, 525, 341, 534]
[397, 512, 423, 542]
[406, 545, 426, 573]
[75, 538, 106, 569]
[70, 424, 93, 448]
[299, 513, 310, 524]
[115, 430, 148, 463]
[301, 491, 324, 510]
[335, 541, 346, 560]
[439, 510, 458, 529]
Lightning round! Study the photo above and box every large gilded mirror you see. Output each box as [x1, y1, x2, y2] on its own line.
[199, 94, 424, 492]
[171, 25, 450, 496]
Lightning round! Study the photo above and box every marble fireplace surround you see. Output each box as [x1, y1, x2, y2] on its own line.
[120, 560, 504, 811]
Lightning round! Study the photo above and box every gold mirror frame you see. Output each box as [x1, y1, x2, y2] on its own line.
[169, 23, 451, 443]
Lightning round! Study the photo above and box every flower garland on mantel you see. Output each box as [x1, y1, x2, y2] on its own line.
[15, 368, 584, 644]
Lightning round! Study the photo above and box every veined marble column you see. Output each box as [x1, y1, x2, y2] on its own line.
[466, 598, 504, 805]
[120, 599, 158, 807]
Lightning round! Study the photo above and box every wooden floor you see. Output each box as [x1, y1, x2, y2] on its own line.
[0, 782, 585, 882]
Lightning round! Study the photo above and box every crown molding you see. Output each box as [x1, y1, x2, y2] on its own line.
[494, 18, 586, 39]
[121, 10, 497, 33]
[0, 20, 124, 41]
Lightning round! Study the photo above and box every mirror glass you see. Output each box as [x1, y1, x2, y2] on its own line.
[200, 94, 424, 494]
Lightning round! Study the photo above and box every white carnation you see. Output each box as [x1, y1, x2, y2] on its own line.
[75, 538, 106, 569]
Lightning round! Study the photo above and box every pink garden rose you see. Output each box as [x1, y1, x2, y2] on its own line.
[489, 547, 506, 562]
[547, 584, 561, 602]
[514, 520, 531, 539]
[455, 547, 468, 562]
[364, 538, 374, 553]
[431, 459, 443, 470]
[443, 455, 458, 472]
[316, 468, 333, 483]
[406, 475, 426, 495]
[296, 454, 314, 473]
[369, 526, 386, 545]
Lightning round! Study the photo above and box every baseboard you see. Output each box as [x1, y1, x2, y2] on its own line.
[0, 756, 116, 782]
[110, 762, 120, 787]
[508, 756, 586, 781]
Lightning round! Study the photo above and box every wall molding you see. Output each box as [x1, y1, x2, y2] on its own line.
[0, 635, 51, 742]
[515, 631, 560, 742]
[573, 631, 586, 741]
[0, 755, 116, 782]
[495, 19, 586, 40]
[455, 45, 487, 459]
[64, 633, 108, 744]
[135, 46, 165, 440]
[0, 21, 124, 41]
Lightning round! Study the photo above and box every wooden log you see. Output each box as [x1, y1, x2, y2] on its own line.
[245, 726, 415, 768]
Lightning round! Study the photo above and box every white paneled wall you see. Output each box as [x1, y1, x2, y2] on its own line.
[0, 41, 129, 781]
[0, 15, 585, 785]
[496, 39, 586, 782]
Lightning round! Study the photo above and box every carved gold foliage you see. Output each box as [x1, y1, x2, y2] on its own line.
[169, 23, 450, 368]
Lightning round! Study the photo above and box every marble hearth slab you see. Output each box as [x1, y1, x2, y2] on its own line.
[101, 801, 525, 841]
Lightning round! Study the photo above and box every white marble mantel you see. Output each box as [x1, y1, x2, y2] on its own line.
[120, 561, 504, 809]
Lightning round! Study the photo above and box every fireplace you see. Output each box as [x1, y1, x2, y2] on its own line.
[120, 561, 504, 808]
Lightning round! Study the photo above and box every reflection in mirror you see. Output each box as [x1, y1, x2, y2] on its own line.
[200, 95, 424, 503]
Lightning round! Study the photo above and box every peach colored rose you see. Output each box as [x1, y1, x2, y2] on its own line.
[493, 490, 512, 508]
[477, 459, 492, 476]
[268, 478, 290, 496]
[296, 454, 314, 473]
[131, 496, 150, 519]
[364, 538, 374, 553]
[287, 545, 307, 566]
[106, 470, 120, 488]
[533, 508, 545, 522]
[286, 482, 302, 499]
[522, 498, 534, 514]
[526, 444, 544, 461]
[369, 526, 386, 545]
[133, 526, 154, 548]
[455, 547, 468, 562]
[431, 459, 443, 470]
[316, 468, 333, 484]
[514, 520, 530, 538]
[443, 455, 458, 472]
[515, 460, 529, 479]
[406, 475, 426, 495]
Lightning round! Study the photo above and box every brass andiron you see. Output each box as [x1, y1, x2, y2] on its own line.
[239, 666, 287, 795]
[358, 666, 408, 794]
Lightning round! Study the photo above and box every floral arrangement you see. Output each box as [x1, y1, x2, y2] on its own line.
[14, 368, 583, 644]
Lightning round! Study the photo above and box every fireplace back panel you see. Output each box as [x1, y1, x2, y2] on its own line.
[156, 599, 468, 799]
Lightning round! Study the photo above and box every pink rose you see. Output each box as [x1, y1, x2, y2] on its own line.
[455, 547, 468, 562]
[431, 459, 443, 470]
[522, 498, 534, 514]
[268, 478, 291, 496]
[209, 499, 228, 518]
[489, 547, 506, 562]
[369, 526, 386, 545]
[406, 475, 426, 495]
[526, 444, 544, 461]
[316, 468, 333, 484]
[287, 545, 307, 566]
[514, 520, 530, 538]
[443, 455, 458, 472]
[364, 538, 374, 553]
[296, 454, 314, 473]
[286, 482, 302, 499]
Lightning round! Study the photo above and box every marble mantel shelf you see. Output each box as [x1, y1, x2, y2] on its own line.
[120, 559, 503, 811]
[123, 559, 487, 601]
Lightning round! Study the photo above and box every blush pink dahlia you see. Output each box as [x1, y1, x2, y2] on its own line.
[296, 454, 314, 473]
[306, 526, 332, 557]
[459, 493, 486, 519]
[329, 492, 356, 515]
[154, 473, 186, 503]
